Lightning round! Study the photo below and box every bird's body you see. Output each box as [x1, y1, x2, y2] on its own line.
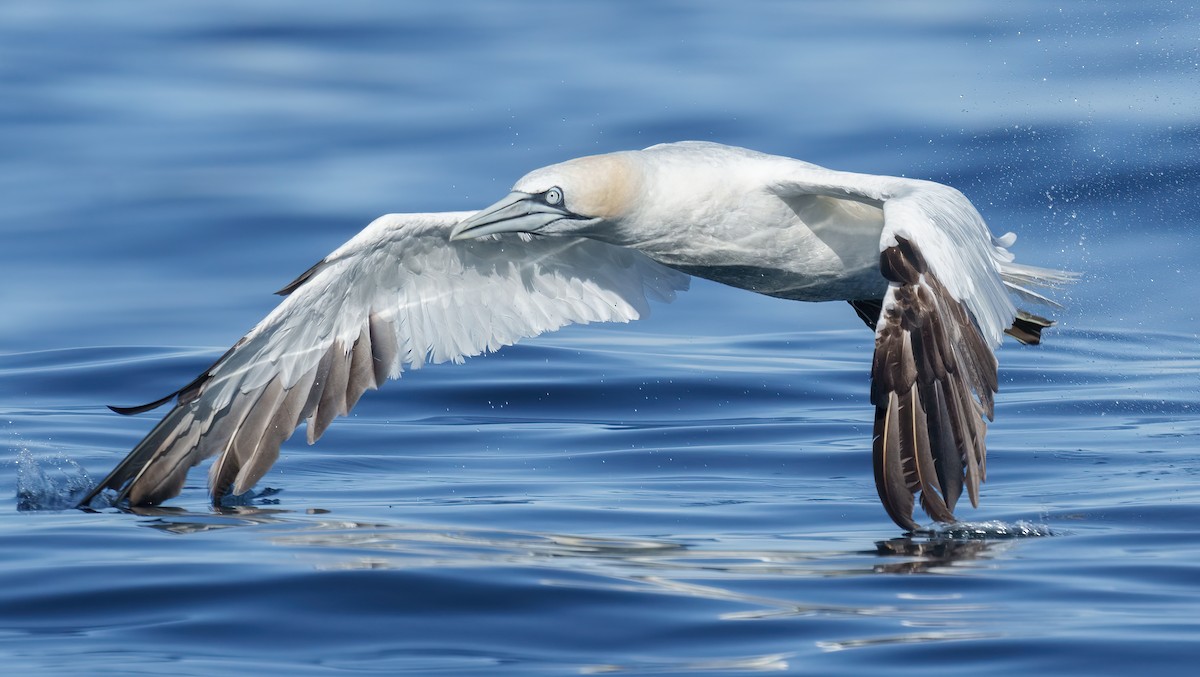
[517, 143, 890, 301]
[79, 141, 1073, 530]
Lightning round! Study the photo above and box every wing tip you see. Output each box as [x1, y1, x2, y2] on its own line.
[108, 395, 175, 416]
[873, 237, 996, 530]
[276, 257, 327, 295]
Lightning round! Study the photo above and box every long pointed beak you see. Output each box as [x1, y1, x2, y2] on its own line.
[450, 191, 572, 241]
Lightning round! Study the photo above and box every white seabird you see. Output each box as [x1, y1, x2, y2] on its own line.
[78, 141, 1074, 530]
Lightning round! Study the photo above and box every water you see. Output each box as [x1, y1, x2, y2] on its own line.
[2, 1, 1198, 674]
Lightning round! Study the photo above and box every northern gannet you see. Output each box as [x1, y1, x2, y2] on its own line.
[78, 141, 1073, 530]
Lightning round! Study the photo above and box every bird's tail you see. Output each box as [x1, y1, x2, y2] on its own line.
[993, 236, 1079, 345]
[1000, 260, 1078, 307]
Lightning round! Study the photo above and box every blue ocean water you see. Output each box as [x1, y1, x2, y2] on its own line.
[2, 1, 1198, 674]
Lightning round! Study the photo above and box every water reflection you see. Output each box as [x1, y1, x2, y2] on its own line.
[133, 508, 1042, 576]
[115, 505, 1055, 668]
[132, 504, 295, 534]
[580, 652, 793, 674]
[127, 505, 1051, 604]
[872, 521, 1053, 574]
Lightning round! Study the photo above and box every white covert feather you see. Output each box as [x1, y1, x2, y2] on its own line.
[210, 212, 688, 400]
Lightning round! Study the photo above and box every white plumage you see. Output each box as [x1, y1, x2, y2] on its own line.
[80, 141, 1073, 530]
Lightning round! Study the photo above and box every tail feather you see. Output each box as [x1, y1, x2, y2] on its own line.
[1000, 261, 1079, 307]
[1005, 310, 1055, 346]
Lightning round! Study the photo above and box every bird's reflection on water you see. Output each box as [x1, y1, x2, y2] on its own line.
[108, 503, 1058, 670]
[873, 521, 1054, 574]
[132, 502, 1052, 578]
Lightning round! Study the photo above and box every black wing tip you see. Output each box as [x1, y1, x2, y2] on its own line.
[75, 490, 100, 509]
[886, 503, 922, 532]
[879, 482, 958, 532]
[276, 258, 327, 295]
[108, 395, 175, 416]
[75, 482, 122, 509]
[108, 339, 241, 417]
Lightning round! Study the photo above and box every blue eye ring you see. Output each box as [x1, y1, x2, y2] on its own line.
[544, 187, 563, 206]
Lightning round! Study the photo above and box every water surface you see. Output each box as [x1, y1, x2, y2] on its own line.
[2, 2, 1198, 674]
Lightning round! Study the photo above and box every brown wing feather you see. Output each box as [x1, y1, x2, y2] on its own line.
[77, 213, 690, 511]
[871, 236, 998, 530]
[76, 318, 389, 508]
[872, 391, 915, 529]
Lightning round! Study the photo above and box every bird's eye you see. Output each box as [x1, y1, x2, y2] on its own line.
[544, 187, 563, 206]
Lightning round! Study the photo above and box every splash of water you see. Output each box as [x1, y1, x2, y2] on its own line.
[14, 447, 95, 511]
[914, 520, 1056, 539]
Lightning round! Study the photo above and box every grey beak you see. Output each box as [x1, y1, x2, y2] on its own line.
[450, 191, 572, 241]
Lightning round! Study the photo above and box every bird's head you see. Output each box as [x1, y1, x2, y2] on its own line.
[450, 152, 641, 242]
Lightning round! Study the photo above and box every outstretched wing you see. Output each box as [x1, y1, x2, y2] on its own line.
[771, 168, 1021, 530]
[80, 211, 689, 508]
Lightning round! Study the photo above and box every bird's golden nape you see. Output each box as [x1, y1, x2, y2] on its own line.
[871, 236, 995, 531]
[511, 152, 642, 222]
